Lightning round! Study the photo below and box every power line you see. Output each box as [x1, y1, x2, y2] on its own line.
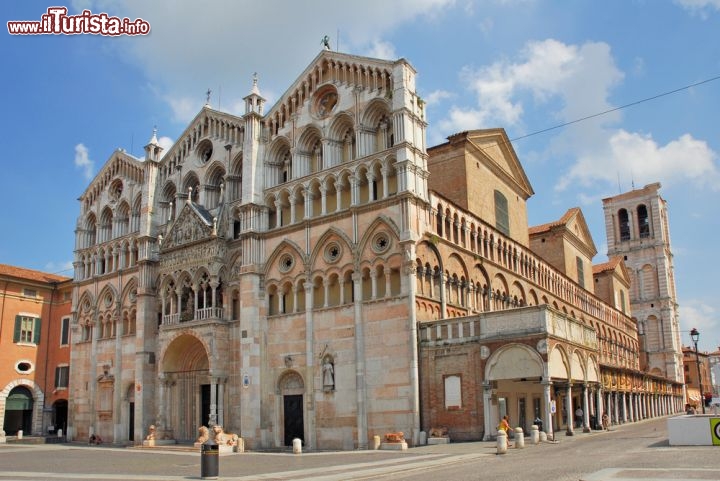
[509, 74, 720, 144]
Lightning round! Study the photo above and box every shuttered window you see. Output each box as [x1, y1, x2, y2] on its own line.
[13, 315, 41, 344]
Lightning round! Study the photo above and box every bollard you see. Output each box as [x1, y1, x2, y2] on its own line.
[539, 430, 548, 442]
[531, 425, 539, 445]
[17, 430, 23, 440]
[514, 427, 525, 449]
[372, 435, 381, 450]
[200, 438, 219, 480]
[496, 429, 507, 454]
[292, 438, 302, 454]
[419, 431, 427, 446]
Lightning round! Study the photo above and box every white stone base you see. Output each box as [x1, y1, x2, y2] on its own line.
[143, 439, 176, 447]
[427, 437, 450, 445]
[380, 442, 408, 451]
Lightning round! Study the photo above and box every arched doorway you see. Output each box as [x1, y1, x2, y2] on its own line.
[4, 386, 33, 435]
[279, 371, 304, 446]
[161, 334, 210, 441]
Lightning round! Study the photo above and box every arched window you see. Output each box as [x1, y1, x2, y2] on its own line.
[618, 209, 630, 241]
[637, 204, 650, 238]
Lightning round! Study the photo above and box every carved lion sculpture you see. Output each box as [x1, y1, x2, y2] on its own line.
[196, 425, 210, 444]
[145, 424, 157, 441]
[384, 432, 405, 443]
[212, 425, 239, 446]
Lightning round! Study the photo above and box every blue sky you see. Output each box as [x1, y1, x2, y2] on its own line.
[2, 0, 719, 350]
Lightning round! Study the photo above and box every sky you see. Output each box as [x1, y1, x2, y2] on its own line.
[1, 0, 719, 351]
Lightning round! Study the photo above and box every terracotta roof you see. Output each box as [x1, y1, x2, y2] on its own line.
[0, 264, 72, 284]
[592, 257, 623, 275]
[528, 208, 580, 235]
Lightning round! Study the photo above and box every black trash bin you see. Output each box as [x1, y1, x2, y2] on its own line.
[201, 438, 219, 480]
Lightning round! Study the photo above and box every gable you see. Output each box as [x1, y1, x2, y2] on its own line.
[563, 208, 598, 257]
[464, 129, 534, 200]
[161, 202, 214, 251]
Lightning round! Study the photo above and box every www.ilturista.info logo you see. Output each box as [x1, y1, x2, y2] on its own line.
[7, 7, 150, 36]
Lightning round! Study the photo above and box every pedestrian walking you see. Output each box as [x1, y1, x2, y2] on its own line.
[601, 412, 610, 431]
[498, 415, 512, 447]
[575, 407, 583, 427]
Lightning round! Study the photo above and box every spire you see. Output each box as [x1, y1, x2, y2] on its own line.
[149, 126, 159, 146]
[244, 73, 265, 115]
[144, 126, 163, 162]
[251, 72, 260, 95]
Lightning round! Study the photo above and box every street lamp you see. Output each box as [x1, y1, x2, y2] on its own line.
[689, 328, 705, 414]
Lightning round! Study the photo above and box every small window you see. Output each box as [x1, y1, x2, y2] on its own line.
[494, 190, 509, 236]
[14, 315, 41, 344]
[60, 317, 70, 346]
[23, 289, 37, 298]
[620, 290, 626, 313]
[55, 365, 69, 389]
[444, 375, 462, 409]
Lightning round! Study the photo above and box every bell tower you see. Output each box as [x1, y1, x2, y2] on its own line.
[602, 183, 683, 383]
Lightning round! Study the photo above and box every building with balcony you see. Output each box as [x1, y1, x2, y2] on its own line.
[0, 264, 72, 438]
[68, 50, 684, 449]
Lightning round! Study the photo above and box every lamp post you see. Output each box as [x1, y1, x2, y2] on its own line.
[689, 328, 705, 414]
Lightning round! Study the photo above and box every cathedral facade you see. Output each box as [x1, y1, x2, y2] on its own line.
[68, 51, 684, 449]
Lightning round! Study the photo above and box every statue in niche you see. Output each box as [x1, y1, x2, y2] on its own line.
[322, 356, 335, 391]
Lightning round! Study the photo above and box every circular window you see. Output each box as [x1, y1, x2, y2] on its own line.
[312, 85, 339, 119]
[372, 232, 391, 254]
[16, 361, 34, 374]
[279, 253, 294, 273]
[197, 139, 213, 163]
[324, 242, 342, 264]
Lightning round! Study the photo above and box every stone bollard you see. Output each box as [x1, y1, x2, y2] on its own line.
[539, 431, 548, 442]
[57, 429, 63, 438]
[372, 435, 381, 450]
[531, 425, 540, 445]
[419, 431, 427, 446]
[17, 430, 23, 440]
[514, 427, 525, 449]
[496, 430, 508, 454]
[292, 438, 302, 454]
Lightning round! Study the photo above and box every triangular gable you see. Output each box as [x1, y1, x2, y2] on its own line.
[79, 149, 144, 201]
[158, 106, 244, 172]
[562, 208, 598, 257]
[161, 201, 215, 251]
[265, 50, 401, 121]
[462, 129, 534, 200]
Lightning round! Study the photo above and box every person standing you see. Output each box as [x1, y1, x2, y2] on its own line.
[575, 407, 584, 428]
[601, 412, 610, 431]
[498, 415, 512, 447]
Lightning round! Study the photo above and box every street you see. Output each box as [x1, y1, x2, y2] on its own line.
[0, 417, 717, 481]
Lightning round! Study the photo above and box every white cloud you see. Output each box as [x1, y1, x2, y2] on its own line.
[424, 89, 454, 106]
[674, 0, 720, 18]
[157, 136, 174, 158]
[73, 0, 453, 125]
[556, 130, 720, 191]
[680, 299, 720, 351]
[364, 40, 397, 60]
[74, 143, 94, 180]
[434, 39, 623, 138]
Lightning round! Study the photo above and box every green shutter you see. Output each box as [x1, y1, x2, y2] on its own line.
[14, 315, 22, 342]
[55, 366, 61, 388]
[33, 318, 41, 344]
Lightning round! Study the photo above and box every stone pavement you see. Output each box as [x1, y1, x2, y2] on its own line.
[0, 419, 718, 481]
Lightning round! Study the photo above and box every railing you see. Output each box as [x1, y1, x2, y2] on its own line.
[162, 308, 224, 326]
[419, 305, 597, 350]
